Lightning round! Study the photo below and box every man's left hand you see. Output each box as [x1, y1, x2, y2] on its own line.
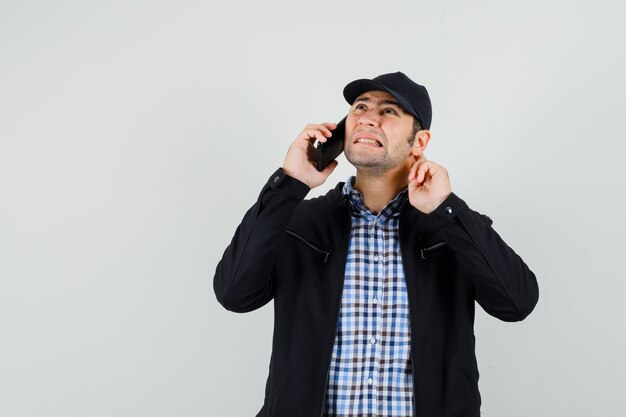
[408, 156, 452, 214]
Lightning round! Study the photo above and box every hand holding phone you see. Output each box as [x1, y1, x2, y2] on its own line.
[315, 117, 346, 172]
[283, 122, 340, 189]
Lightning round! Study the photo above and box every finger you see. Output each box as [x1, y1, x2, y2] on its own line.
[321, 124, 336, 138]
[408, 158, 419, 181]
[410, 155, 427, 180]
[314, 129, 328, 143]
[306, 123, 335, 138]
[307, 126, 335, 143]
[416, 160, 430, 184]
[299, 128, 324, 144]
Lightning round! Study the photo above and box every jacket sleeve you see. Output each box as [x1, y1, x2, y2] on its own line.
[213, 168, 310, 313]
[434, 193, 539, 322]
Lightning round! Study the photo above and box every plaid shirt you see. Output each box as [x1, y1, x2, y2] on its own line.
[323, 177, 414, 417]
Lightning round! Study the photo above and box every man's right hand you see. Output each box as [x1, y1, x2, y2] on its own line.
[283, 123, 339, 189]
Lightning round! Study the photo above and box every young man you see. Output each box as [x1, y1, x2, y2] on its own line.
[214, 72, 539, 417]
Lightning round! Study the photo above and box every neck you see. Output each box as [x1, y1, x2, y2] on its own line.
[353, 162, 411, 214]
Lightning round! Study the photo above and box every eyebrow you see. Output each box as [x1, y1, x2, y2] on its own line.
[354, 96, 402, 107]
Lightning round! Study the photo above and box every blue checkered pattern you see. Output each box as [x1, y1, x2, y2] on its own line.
[323, 177, 414, 417]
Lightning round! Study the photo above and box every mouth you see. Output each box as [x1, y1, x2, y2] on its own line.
[353, 135, 384, 148]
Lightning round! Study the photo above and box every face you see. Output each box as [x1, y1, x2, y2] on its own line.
[344, 90, 418, 176]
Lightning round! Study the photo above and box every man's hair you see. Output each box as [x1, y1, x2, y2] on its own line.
[408, 117, 422, 146]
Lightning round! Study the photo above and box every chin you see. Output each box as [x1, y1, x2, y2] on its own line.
[346, 156, 393, 177]
[345, 150, 382, 168]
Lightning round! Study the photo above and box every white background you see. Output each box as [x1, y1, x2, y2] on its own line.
[1, 1, 625, 416]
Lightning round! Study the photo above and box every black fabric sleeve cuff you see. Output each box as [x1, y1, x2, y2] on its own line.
[403, 193, 470, 238]
[268, 168, 310, 201]
[430, 192, 469, 220]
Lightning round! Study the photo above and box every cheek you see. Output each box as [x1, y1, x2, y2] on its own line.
[344, 116, 357, 136]
[383, 127, 406, 144]
[344, 126, 360, 147]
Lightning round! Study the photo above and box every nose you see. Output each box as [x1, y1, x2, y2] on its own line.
[357, 109, 380, 127]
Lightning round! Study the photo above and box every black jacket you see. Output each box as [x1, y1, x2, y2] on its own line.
[214, 168, 539, 417]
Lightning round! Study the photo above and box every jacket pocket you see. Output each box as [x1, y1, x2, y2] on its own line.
[285, 230, 331, 263]
[420, 241, 447, 260]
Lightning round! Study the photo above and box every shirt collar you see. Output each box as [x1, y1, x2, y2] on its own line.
[342, 176, 407, 219]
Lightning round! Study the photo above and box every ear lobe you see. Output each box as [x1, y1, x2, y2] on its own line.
[412, 130, 431, 156]
[410, 145, 423, 157]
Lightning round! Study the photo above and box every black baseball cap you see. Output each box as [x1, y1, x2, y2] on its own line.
[343, 72, 432, 130]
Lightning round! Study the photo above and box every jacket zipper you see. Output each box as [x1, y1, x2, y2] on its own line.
[420, 241, 447, 260]
[285, 230, 331, 263]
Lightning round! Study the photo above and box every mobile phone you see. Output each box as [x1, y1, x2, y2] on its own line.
[315, 117, 346, 172]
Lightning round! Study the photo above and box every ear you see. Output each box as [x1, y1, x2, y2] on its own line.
[411, 130, 431, 157]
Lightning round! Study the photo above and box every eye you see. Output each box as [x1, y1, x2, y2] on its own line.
[382, 107, 398, 115]
[354, 103, 367, 111]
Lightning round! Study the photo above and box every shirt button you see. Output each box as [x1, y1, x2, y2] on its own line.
[445, 206, 453, 214]
[372, 297, 378, 305]
[367, 378, 373, 385]
[370, 337, 376, 344]
[273, 176, 280, 183]
[373, 255, 379, 262]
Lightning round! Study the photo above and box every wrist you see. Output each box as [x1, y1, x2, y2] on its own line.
[282, 167, 310, 188]
[281, 167, 313, 189]
[271, 168, 311, 200]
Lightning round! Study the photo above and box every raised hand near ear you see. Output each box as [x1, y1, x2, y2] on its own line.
[283, 123, 339, 189]
[407, 155, 452, 214]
